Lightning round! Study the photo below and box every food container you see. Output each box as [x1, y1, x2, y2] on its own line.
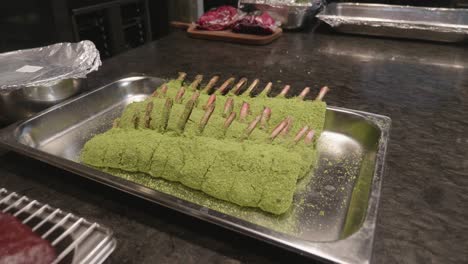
[0, 79, 87, 125]
[0, 75, 391, 263]
[0, 41, 101, 125]
[317, 3, 468, 43]
[239, 0, 324, 29]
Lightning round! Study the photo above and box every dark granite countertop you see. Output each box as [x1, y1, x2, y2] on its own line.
[1, 28, 467, 263]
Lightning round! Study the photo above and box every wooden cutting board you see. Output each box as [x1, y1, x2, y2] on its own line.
[171, 21, 282, 45]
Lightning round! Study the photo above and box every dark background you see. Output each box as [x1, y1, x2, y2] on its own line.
[1, 0, 464, 57]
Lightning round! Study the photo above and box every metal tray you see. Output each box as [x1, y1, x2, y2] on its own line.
[0, 188, 116, 264]
[317, 3, 468, 42]
[0, 75, 391, 264]
[239, 0, 324, 29]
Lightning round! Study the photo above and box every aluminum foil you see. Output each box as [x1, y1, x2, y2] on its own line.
[316, 3, 468, 42]
[240, 0, 324, 29]
[0, 41, 101, 92]
[240, 0, 322, 7]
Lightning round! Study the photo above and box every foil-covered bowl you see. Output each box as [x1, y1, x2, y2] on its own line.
[0, 41, 101, 125]
[239, 0, 324, 29]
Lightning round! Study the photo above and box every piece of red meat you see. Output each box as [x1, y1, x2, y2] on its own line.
[0, 213, 56, 264]
[197, 5, 239, 31]
[233, 12, 277, 35]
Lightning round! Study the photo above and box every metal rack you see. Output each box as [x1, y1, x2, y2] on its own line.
[0, 188, 116, 264]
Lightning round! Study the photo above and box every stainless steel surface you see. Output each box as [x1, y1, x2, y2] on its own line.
[0, 78, 87, 125]
[169, 0, 204, 23]
[240, 0, 324, 29]
[0, 188, 116, 264]
[0, 75, 391, 264]
[317, 3, 468, 42]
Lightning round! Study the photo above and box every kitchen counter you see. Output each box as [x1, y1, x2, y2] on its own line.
[1, 27, 467, 263]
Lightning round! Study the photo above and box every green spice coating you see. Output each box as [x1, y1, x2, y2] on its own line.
[81, 129, 314, 214]
[81, 77, 326, 215]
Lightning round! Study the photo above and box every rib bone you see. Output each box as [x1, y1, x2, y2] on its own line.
[177, 72, 187, 81]
[216, 77, 235, 94]
[199, 104, 215, 133]
[144, 101, 154, 128]
[304, 129, 315, 145]
[160, 98, 173, 132]
[298, 87, 310, 100]
[223, 98, 234, 118]
[203, 75, 219, 94]
[231, 77, 248, 95]
[239, 102, 250, 122]
[175, 87, 186, 103]
[260, 82, 273, 96]
[316, 86, 329, 101]
[279, 85, 290, 97]
[177, 99, 195, 133]
[244, 79, 259, 96]
[241, 115, 261, 140]
[189, 75, 203, 90]
[260, 107, 271, 129]
[294, 126, 309, 143]
[270, 117, 289, 141]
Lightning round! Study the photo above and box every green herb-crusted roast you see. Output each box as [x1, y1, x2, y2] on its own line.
[81, 73, 328, 215]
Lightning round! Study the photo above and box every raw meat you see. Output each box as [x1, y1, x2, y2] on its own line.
[0, 213, 56, 264]
[197, 5, 239, 31]
[233, 12, 278, 35]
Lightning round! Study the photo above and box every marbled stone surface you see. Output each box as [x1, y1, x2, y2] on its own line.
[1, 27, 467, 263]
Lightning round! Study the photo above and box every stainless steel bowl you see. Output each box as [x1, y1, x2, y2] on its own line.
[0, 78, 86, 125]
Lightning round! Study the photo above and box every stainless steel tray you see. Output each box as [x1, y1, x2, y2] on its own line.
[0, 188, 116, 264]
[317, 3, 468, 42]
[0, 75, 391, 264]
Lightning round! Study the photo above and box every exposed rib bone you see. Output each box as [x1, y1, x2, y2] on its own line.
[160, 98, 173, 132]
[177, 99, 195, 133]
[191, 90, 201, 102]
[189, 75, 203, 90]
[260, 82, 273, 96]
[304, 129, 315, 145]
[239, 102, 250, 122]
[223, 98, 234, 118]
[270, 117, 289, 141]
[316, 86, 329, 101]
[203, 94, 216, 110]
[160, 84, 168, 97]
[175, 87, 186, 103]
[298, 87, 310, 100]
[294, 126, 309, 143]
[231, 77, 248, 95]
[223, 112, 237, 132]
[280, 117, 293, 136]
[216, 77, 235, 94]
[279, 85, 290, 97]
[203, 75, 219, 93]
[144, 101, 154, 128]
[260, 107, 271, 129]
[244, 79, 259, 96]
[177, 72, 187, 81]
[199, 103, 215, 133]
[241, 115, 261, 140]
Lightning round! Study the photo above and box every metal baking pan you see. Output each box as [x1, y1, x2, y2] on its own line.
[239, 0, 324, 29]
[317, 3, 468, 42]
[0, 75, 390, 264]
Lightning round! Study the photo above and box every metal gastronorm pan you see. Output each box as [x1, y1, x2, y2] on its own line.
[317, 3, 468, 42]
[0, 75, 391, 264]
